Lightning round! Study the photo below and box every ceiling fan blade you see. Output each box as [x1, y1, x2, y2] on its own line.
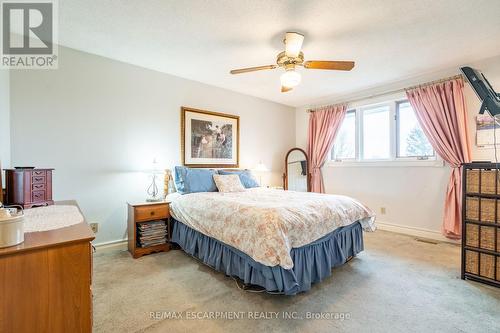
[230, 65, 277, 74]
[284, 32, 304, 58]
[303, 61, 355, 71]
[281, 86, 293, 93]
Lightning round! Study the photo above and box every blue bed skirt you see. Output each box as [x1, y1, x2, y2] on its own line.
[171, 219, 364, 295]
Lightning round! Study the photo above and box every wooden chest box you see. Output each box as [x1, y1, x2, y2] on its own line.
[4, 168, 54, 208]
[462, 163, 500, 287]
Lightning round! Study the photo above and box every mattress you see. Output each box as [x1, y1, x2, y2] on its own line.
[169, 188, 375, 269]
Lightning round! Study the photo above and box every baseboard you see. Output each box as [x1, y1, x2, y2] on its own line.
[376, 221, 460, 244]
[93, 239, 128, 252]
[91, 223, 459, 251]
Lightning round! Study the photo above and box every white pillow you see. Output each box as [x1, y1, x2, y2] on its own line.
[213, 174, 245, 193]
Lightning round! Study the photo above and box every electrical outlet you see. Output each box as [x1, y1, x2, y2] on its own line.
[90, 223, 99, 234]
[380, 207, 386, 215]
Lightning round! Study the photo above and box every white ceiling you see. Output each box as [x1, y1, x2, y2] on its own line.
[58, 0, 500, 107]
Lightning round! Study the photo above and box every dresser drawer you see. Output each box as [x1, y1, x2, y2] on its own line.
[32, 170, 46, 177]
[135, 205, 169, 222]
[32, 183, 46, 191]
[32, 190, 46, 202]
[32, 175, 46, 184]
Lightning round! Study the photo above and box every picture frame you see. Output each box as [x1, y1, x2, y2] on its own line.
[181, 107, 240, 168]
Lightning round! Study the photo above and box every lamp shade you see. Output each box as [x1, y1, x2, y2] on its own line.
[148, 158, 164, 175]
[254, 162, 269, 172]
[284, 32, 304, 58]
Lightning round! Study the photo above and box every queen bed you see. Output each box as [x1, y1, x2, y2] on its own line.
[169, 179, 375, 295]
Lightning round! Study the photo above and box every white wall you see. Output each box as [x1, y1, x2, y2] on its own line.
[296, 55, 500, 240]
[10, 46, 295, 244]
[0, 69, 10, 185]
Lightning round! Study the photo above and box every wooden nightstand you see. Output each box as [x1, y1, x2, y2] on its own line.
[127, 201, 171, 259]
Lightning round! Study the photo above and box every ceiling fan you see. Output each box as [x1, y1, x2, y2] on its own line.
[230, 32, 355, 93]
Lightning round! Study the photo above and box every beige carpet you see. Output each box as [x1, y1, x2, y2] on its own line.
[93, 230, 500, 333]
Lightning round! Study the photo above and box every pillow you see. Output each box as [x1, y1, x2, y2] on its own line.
[174, 166, 188, 193]
[218, 169, 259, 188]
[213, 174, 245, 193]
[174, 166, 218, 194]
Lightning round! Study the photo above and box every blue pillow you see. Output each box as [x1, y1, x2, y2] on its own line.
[218, 170, 259, 188]
[174, 166, 188, 193]
[174, 166, 218, 194]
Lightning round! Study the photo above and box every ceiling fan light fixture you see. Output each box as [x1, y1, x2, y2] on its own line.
[280, 69, 301, 88]
[229, 32, 355, 91]
[284, 32, 304, 58]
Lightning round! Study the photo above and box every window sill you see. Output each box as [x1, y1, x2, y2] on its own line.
[325, 159, 445, 168]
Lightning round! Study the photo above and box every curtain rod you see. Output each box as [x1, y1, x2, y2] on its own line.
[307, 74, 464, 113]
[405, 74, 463, 91]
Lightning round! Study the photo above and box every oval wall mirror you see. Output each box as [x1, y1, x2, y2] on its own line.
[284, 148, 310, 192]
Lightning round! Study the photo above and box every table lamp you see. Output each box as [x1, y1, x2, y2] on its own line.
[254, 161, 269, 186]
[146, 158, 164, 202]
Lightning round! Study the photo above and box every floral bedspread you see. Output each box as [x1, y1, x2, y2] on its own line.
[170, 188, 376, 269]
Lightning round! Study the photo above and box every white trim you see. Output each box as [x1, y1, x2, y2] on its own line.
[376, 221, 460, 244]
[93, 238, 128, 252]
[326, 159, 444, 168]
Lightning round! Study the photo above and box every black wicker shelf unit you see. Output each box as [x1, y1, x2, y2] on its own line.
[462, 162, 500, 288]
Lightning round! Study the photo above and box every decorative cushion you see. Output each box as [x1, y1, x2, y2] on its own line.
[174, 166, 218, 194]
[218, 169, 260, 188]
[213, 174, 245, 193]
[174, 166, 188, 193]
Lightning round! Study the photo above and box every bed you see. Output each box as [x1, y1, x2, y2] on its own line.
[169, 187, 375, 295]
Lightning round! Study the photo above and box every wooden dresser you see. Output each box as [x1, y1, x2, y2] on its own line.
[4, 168, 54, 208]
[0, 201, 95, 333]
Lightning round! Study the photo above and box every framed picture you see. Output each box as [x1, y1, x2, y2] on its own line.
[181, 107, 239, 168]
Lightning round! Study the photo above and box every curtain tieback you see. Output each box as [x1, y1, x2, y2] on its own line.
[450, 165, 461, 169]
[311, 167, 321, 174]
[449, 165, 462, 184]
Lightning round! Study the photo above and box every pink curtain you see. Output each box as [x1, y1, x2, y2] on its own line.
[406, 78, 471, 239]
[307, 104, 347, 193]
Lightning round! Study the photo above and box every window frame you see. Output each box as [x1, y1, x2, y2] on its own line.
[328, 98, 441, 168]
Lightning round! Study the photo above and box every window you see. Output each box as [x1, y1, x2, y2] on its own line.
[330, 99, 436, 165]
[396, 101, 434, 158]
[332, 111, 355, 160]
[362, 105, 390, 159]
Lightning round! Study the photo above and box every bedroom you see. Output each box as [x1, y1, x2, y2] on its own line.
[0, 0, 499, 332]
